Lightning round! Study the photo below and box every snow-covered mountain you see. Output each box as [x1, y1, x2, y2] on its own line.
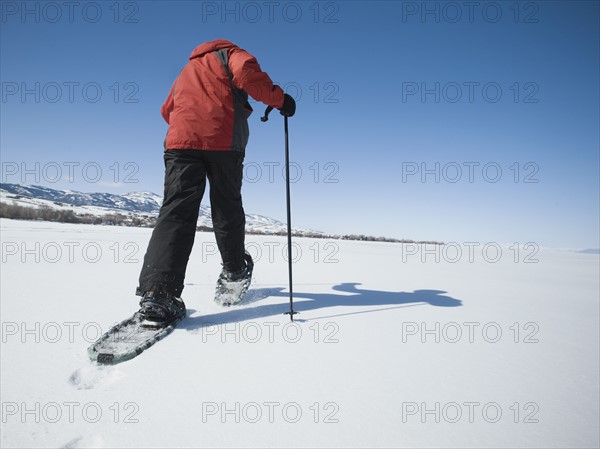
[0, 183, 163, 214]
[0, 183, 321, 236]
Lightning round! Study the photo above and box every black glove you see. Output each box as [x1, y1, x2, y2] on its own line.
[278, 94, 296, 117]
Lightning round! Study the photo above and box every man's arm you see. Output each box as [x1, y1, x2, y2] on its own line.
[228, 48, 285, 109]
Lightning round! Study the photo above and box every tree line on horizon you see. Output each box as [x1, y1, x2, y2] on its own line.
[0, 202, 443, 245]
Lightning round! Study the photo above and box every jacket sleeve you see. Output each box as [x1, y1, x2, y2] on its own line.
[228, 48, 285, 109]
[161, 82, 176, 124]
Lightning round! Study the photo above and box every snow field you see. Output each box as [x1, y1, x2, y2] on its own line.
[1, 219, 598, 448]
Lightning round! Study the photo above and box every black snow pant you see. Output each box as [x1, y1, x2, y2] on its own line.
[137, 149, 246, 298]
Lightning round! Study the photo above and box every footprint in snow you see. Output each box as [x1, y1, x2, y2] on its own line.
[68, 365, 124, 390]
[61, 435, 105, 448]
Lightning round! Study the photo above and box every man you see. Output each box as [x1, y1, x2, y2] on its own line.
[135, 39, 296, 326]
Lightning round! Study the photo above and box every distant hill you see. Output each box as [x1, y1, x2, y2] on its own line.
[0, 182, 320, 236]
[0, 183, 442, 244]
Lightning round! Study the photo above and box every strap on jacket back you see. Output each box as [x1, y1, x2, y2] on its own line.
[214, 49, 247, 103]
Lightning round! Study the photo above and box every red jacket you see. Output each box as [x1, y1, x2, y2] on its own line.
[161, 39, 285, 151]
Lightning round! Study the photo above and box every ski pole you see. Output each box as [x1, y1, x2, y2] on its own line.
[261, 106, 298, 322]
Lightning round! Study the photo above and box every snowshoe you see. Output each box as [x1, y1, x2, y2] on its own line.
[87, 292, 186, 364]
[214, 252, 254, 306]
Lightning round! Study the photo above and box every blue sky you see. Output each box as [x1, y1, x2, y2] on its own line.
[1, 0, 598, 248]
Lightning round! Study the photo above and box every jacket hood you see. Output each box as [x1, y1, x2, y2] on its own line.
[190, 39, 238, 60]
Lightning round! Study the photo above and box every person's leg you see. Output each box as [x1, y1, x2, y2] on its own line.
[137, 150, 207, 298]
[205, 151, 246, 272]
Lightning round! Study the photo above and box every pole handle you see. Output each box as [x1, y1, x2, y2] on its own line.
[261, 106, 274, 122]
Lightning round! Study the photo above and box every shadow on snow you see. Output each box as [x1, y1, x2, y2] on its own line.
[180, 282, 462, 330]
